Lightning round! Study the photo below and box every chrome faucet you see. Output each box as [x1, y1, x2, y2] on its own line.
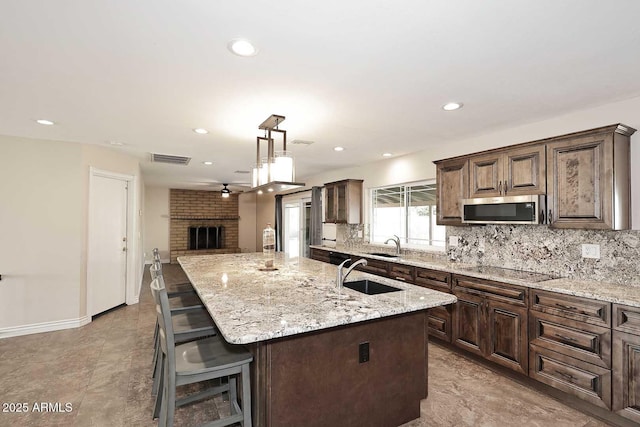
[336, 258, 367, 289]
[385, 235, 401, 255]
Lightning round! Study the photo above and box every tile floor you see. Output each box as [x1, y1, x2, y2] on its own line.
[0, 264, 611, 427]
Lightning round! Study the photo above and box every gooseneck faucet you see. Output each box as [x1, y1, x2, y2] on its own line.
[385, 235, 401, 255]
[336, 258, 368, 289]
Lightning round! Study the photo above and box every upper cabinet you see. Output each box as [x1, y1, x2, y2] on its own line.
[434, 124, 636, 230]
[324, 179, 363, 224]
[435, 158, 469, 225]
[547, 125, 634, 230]
[470, 144, 546, 198]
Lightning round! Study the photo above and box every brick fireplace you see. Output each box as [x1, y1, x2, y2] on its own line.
[169, 189, 240, 263]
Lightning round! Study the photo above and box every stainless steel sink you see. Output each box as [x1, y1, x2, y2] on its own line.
[367, 252, 399, 258]
[343, 279, 402, 295]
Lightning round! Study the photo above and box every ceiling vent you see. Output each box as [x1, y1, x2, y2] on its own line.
[150, 153, 191, 165]
[290, 139, 314, 146]
[234, 170, 250, 174]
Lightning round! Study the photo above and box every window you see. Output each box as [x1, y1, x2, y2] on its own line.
[370, 181, 445, 248]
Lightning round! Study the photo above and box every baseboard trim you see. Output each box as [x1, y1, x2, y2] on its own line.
[0, 315, 91, 339]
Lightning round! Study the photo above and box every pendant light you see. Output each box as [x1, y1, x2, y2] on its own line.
[250, 114, 305, 194]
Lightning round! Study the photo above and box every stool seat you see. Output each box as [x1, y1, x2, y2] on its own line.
[168, 291, 202, 312]
[175, 335, 252, 379]
[166, 282, 194, 295]
[172, 309, 215, 336]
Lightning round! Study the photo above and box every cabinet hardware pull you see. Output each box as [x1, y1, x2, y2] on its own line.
[548, 209, 553, 223]
[539, 210, 545, 224]
[395, 276, 406, 281]
[554, 303, 578, 311]
[504, 180, 508, 195]
[555, 333, 578, 342]
[498, 181, 503, 195]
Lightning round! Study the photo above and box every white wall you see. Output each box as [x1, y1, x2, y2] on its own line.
[143, 186, 170, 261]
[291, 95, 640, 229]
[0, 135, 143, 336]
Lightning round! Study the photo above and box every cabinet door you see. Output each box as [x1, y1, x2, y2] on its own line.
[469, 153, 502, 198]
[613, 330, 640, 423]
[486, 299, 528, 374]
[325, 184, 336, 222]
[452, 291, 484, 357]
[546, 132, 613, 229]
[427, 305, 452, 343]
[504, 144, 546, 196]
[336, 182, 347, 222]
[436, 159, 469, 225]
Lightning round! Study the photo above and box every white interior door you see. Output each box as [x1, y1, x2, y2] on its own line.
[88, 175, 128, 316]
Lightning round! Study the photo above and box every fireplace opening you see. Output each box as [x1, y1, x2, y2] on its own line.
[188, 226, 224, 250]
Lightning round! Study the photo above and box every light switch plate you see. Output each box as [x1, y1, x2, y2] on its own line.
[581, 244, 600, 259]
[449, 236, 459, 247]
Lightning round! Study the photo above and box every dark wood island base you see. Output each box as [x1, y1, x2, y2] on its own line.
[248, 311, 428, 427]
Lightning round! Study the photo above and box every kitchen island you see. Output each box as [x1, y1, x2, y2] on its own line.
[178, 253, 457, 427]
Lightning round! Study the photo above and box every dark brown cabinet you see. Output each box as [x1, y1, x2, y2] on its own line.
[529, 290, 613, 409]
[414, 267, 453, 343]
[469, 144, 546, 198]
[613, 304, 640, 423]
[452, 275, 529, 374]
[309, 248, 330, 263]
[323, 179, 363, 224]
[546, 124, 634, 230]
[435, 158, 468, 225]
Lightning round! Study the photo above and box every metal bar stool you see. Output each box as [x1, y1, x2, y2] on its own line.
[151, 276, 253, 427]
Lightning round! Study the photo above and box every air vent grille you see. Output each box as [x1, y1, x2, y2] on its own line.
[290, 139, 314, 145]
[234, 170, 250, 174]
[151, 153, 191, 165]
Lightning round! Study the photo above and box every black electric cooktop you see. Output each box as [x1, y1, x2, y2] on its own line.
[459, 265, 557, 283]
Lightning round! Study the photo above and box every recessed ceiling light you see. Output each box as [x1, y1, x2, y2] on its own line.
[109, 141, 124, 146]
[193, 128, 209, 134]
[334, 146, 345, 152]
[382, 152, 393, 157]
[36, 119, 55, 125]
[257, 190, 264, 195]
[442, 102, 463, 111]
[228, 39, 258, 57]
[267, 188, 274, 192]
[202, 161, 213, 165]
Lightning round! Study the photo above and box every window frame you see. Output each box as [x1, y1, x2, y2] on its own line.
[369, 179, 445, 251]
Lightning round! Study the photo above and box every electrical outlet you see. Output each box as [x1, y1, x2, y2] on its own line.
[449, 236, 459, 247]
[359, 342, 370, 363]
[581, 244, 600, 259]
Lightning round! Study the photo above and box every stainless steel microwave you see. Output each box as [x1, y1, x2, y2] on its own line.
[461, 195, 547, 225]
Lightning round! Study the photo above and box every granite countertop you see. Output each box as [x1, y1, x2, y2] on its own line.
[178, 253, 457, 345]
[310, 245, 640, 307]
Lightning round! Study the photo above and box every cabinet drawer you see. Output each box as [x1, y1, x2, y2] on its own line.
[530, 289, 610, 327]
[453, 275, 527, 305]
[310, 248, 330, 263]
[613, 304, 640, 334]
[415, 267, 451, 292]
[357, 257, 389, 277]
[529, 345, 611, 409]
[389, 264, 414, 282]
[427, 305, 451, 343]
[529, 311, 611, 369]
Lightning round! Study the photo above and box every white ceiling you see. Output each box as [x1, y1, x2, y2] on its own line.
[2, 1, 640, 192]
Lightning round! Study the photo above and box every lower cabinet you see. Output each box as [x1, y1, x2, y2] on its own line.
[414, 267, 453, 343]
[453, 275, 529, 374]
[309, 248, 330, 263]
[612, 304, 640, 423]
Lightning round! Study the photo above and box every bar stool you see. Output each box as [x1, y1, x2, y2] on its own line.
[149, 262, 217, 397]
[150, 262, 202, 312]
[151, 276, 253, 427]
[152, 248, 194, 296]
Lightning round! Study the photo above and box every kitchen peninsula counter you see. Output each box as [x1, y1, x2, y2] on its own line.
[178, 253, 456, 427]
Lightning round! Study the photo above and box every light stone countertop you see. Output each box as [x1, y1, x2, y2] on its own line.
[310, 245, 640, 307]
[177, 253, 457, 345]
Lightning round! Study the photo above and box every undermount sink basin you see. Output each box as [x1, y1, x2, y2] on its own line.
[367, 252, 399, 258]
[343, 279, 402, 295]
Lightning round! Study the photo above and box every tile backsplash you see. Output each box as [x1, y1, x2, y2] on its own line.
[446, 225, 640, 286]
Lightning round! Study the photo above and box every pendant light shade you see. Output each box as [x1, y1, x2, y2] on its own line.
[249, 114, 305, 194]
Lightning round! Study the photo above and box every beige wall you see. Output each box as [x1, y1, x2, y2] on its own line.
[0, 135, 142, 334]
[238, 193, 257, 252]
[144, 186, 170, 261]
[255, 193, 276, 250]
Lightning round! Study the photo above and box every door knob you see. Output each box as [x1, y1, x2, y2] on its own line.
[122, 247, 127, 252]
